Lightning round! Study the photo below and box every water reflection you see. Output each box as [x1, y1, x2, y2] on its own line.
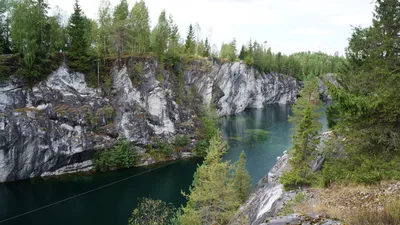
[220, 104, 293, 185]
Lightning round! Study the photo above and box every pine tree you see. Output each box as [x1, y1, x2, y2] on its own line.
[202, 37, 210, 57]
[280, 78, 322, 188]
[231, 151, 253, 202]
[238, 45, 247, 60]
[185, 24, 195, 54]
[67, 0, 90, 71]
[180, 132, 240, 225]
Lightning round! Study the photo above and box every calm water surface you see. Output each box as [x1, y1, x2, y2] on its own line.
[0, 104, 326, 225]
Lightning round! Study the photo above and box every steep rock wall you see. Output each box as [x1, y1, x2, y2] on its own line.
[185, 61, 300, 116]
[0, 59, 300, 182]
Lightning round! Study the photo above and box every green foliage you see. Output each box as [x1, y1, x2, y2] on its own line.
[281, 78, 322, 189]
[319, 0, 400, 187]
[184, 24, 195, 54]
[202, 38, 211, 57]
[180, 132, 240, 225]
[238, 40, 344, 80]
[148, 139, 174, 161]
[67, 0, 92, 72]
[326, 104, 339, 128]
[129, 61, 143, 87]
[93, 141, 137, 172]
[155, 139, 173, 156]
[128, 197, 177, 225]
[173, 134, 189, 147]
[280, 193, 306, 216]
[129, 0, 151, 53]
[167, 15, 182, 57]
[174, 70, 184, 104]
[10, 0, 60, 82]
[151, 10, 169, 57]
[195, 107, 219, 157]
[230, 151, 253, 202]
[327, 0, 400, 157]
[318, 153, 400, 187]
[220, 39, 237, 61]
[97, 0, 113, 59]
[0, 0, 11, 54]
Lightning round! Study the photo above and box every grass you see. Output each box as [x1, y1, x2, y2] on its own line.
[280, 193, 306, 216]
[293, 181, 400, 225]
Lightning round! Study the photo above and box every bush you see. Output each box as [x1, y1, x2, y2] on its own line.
[155, 140, 173, 156]
[317, 154, 400, 187]
[173, 134, 189, 147]
[93, 141, 137, 172]
[128, 197, 178, 225]
[194, 107, 219, 157]
[280, 171, 312, 190]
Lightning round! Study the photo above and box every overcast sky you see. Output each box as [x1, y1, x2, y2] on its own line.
[48, 0, 376, 56]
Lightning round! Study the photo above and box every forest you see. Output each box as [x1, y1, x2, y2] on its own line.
[1, 0, 399, 224]
[0, 0, 343, 84]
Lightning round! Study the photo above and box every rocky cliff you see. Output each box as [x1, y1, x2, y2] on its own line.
[0, 58, 300, 182]
[230, 132, 337, 225]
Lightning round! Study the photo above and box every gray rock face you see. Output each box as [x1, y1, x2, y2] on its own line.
[0, 59, 301, 183]
[0, 65, 114, 182]
[231, 131, 335, 225]
[230, 153, 295, 225]
[185, 61, 300, 116]
[263, 213, 343, 225]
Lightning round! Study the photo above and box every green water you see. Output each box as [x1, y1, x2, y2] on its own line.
[0, 104, 325, 225]
[220, 104, 293, 184]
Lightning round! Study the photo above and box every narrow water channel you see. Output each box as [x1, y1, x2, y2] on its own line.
[0, 104, 326, 225]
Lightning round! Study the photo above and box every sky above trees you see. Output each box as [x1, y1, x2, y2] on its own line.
[47, 0, 374, 55]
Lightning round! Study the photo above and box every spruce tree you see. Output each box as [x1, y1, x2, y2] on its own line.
[184, 24, 195, 54]
[238, 45, 247, 60]
[181, 132, 240, 225]
[328, 0, 400, 157]
[67, 0, 90, 72]
[231, 151, 253, 202]
[280, 78, 322, 188]
[202, 37, 210, 57]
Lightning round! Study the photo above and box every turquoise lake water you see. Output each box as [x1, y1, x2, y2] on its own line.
[0, 104, 326, 225]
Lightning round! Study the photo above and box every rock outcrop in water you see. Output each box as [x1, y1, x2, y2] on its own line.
[0, 58, 300, 183]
